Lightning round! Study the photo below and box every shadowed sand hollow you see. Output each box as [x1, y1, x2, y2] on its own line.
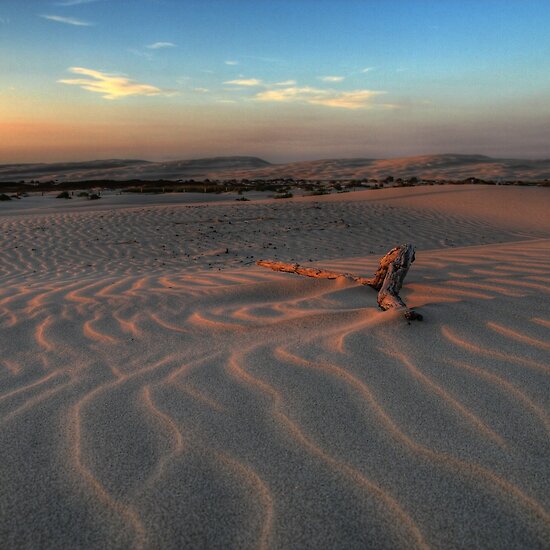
[0, 185, 549, 548]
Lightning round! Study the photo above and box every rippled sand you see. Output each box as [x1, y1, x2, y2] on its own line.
[0, 185, 549, 549]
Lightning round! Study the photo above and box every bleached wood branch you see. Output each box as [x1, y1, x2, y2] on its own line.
[255, 261, 373, 286]
[256, 244, 422, 321]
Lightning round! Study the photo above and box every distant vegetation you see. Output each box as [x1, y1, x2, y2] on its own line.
[0, 175, 548, 197]
[307, 188, 330, 196]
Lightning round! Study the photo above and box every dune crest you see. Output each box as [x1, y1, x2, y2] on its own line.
[2, 153, 550, 182]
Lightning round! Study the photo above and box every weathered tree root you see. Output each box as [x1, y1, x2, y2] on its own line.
[368, 244, 422, 319]
[256, 244, 422, 321]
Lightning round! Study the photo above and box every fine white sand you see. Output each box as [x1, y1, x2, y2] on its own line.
[0, 185, 549, 549]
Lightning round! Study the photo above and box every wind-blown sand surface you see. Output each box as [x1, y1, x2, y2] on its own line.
[0, 185, 549, 549]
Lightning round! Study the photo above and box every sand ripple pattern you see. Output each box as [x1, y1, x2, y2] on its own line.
[0, 194, 549, 548]
[0, 193, 539, 286]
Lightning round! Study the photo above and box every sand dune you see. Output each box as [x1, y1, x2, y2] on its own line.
[0, 185, 549, 548]
[1, 154, 550, 183]
[0, 156, 271, 183]
[213, 154, 550, 182]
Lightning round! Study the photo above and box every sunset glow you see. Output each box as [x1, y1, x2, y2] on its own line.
[1, 0, 549, 162]
[1, 4, 549, 549]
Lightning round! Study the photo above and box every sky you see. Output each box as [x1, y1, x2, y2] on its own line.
[1, 0, 549, 163]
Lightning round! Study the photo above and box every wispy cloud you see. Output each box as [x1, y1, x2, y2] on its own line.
[58, 67, 175, 100]
[361, 67, 375, 73]
[56, 0, 104, 5]
[274, 80, 296, 86]
[255, 86, 386, 109]
[128, 48, 153, 60]
[319, 75, 345, 82]
[225, 60, 238, 66]
[311, 90, 385, 109]
[146, 42, 176, 50]
[0, 17, 9, 24]
[40, 14, 92, 26]
[224, 78, 263, 87]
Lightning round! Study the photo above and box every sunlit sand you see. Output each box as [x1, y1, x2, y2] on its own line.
[0, 185, 549, 548]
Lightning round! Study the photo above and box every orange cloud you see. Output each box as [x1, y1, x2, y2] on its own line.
[58, 67, 175, 100]
[255, 86, 386, 109]
[224, 78, 263, 87]
[319, 75, 345, 82]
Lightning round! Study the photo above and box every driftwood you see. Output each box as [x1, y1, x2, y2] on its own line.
[256, 244, 422, 321]
[372, 245, 422, 320]
[254, 262, 373, 286]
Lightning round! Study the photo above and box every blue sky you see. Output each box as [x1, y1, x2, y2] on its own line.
[1, 0, 549, 162]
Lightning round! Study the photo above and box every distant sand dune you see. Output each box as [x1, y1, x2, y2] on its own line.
[2, 153, 550, 182]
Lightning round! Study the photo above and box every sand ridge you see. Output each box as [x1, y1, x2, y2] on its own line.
[0, 185, 549, 548]
[2, 154, 550, 182]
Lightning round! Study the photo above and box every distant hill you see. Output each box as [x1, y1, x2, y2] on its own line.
[0, 156, 271, 183]
[207, 154, 550, 181]
[1, 154, 549, 182]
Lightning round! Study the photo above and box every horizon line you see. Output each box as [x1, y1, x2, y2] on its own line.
[3, 152, 550, 167]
